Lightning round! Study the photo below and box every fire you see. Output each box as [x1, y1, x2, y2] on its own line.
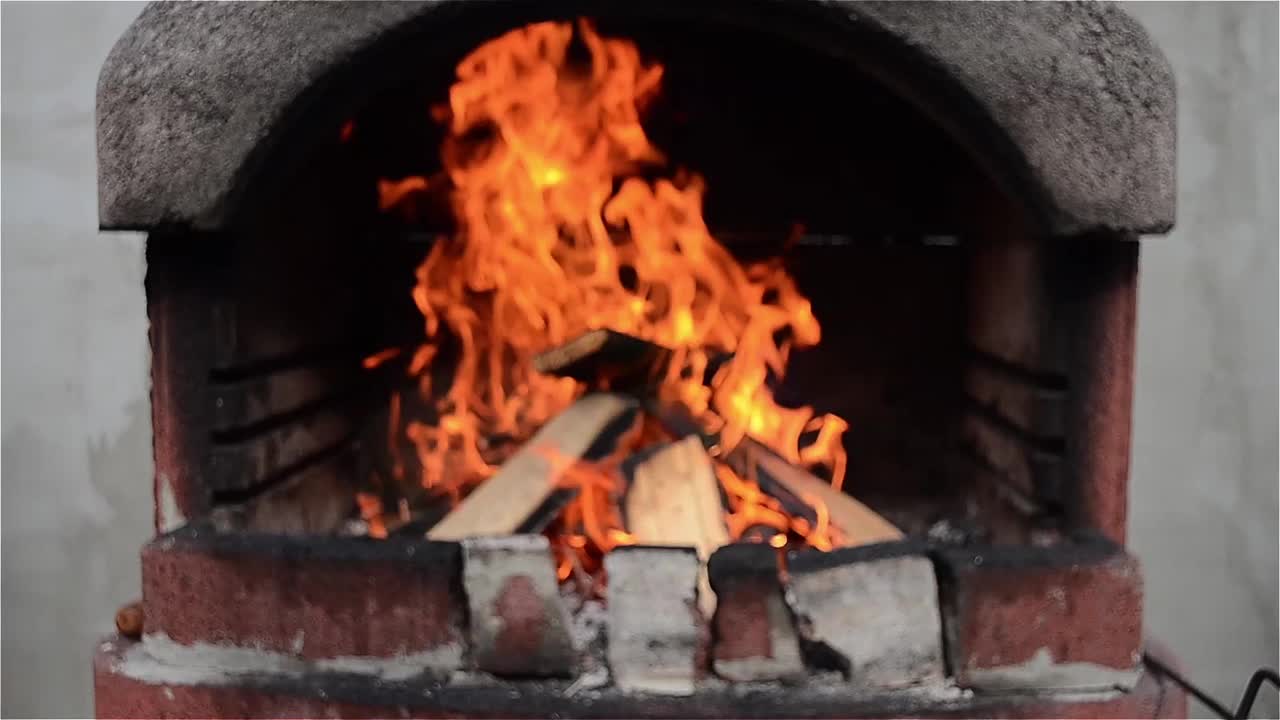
[362, 347, 402, 369]
[376, 20, 847, 568]
[355, 492, 388, 539]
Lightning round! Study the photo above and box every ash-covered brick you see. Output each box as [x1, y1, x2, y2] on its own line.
[786, 543, 945, 689]
[93, 633, 1189, 719]
[141, 525, 465, 668]
[936, 537, 1143, 692]
[605, 546, 703, 695]
[707, 543, 804, 683]
[461, 535, 577, 678]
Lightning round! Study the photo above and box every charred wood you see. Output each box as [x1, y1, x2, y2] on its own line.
[534, 329, 673, 391]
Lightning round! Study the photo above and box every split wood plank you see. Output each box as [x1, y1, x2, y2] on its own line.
[427, 393, 638, 540]
[536, 330, 901, 548]
[647, 400, 903, 548]
[737, 437, 903, 547]
[624, 435, 731, 617]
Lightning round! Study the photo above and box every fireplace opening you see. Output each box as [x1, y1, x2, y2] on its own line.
[100, 4, 1179, 716]
[170, 17, 1069, 552]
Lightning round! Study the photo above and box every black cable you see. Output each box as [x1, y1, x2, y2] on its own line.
[1142, 652, 1235, 719]
[1234, 668, 1280, 720]
[1142, 652, 1280, 720]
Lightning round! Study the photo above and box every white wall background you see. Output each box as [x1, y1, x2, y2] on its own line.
[3, 3, 152, 718]
[0, 2, 1275, 717]
[1125, 4, 1279, 718]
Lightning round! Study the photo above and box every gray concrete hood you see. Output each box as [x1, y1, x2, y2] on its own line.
[96, 0, 1176, 238]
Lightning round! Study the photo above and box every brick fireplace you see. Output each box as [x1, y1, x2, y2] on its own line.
[94, 2, 1186, 718]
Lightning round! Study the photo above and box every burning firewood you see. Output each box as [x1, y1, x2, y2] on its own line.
[515, 487, 581, 535]
[535, 328, 901, 548]
[622, 435, 731, 616]
[428, 393, 639, 540]
[648, 400, 902, 548]
[533, 328, 672, 390]
[730, 436, 902, 547]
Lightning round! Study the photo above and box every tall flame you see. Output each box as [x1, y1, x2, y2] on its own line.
[379, 20, 847, 554]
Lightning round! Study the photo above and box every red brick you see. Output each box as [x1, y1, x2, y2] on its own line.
[141, 526, 465, 663]
[707, 543, 804, 682]
[460, 535, 576, 677]
[1064, 240, 1139, 545]
[939, 540, 1143, 690]
[712, 584, 770, 659]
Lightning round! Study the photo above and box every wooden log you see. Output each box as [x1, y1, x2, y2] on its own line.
[537, 331, 900, 547]
[533, 329, 672, 390]
[623, 436, 731, 617]
[735, 437, 903, 547]
[648, 401, 902, 547]
[428, 393, 639, 540]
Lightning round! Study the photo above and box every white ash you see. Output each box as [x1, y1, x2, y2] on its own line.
[341, 518, 370, 536]
[925, 519, 969, 545]
[604, 547, 701, 696]
[101, 637, 243, 688]
[558, 586, 611, 691]
[157, 474, 187, 533]
[564, 666, 610, 696]
[963, 647, 1140, 693]
[569, 596, 608, 658]
[108, 632, 462, 687]
[787, 554, 946, 689]
[925, 518, 993, 546]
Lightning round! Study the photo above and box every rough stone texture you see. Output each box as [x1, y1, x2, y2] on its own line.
[140, 525, 465, 666]
[97, 1, 1173, 235]
[936, 539, 1144, 692]
[93, 633, 1189, 719]
[460, 535, 577, 678]
[605, 546, 702, 695]
[96, 1, 427, 230]
[786, 543, 946, 689]
[851, 1, 1175, 236]
[706, 543, 805, 683]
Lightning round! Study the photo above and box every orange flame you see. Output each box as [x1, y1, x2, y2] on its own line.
[379, 177, 429, 212]
[376, 20, 849, 562]
[356, 492, 388, 539]
[362, 347, 402, 370]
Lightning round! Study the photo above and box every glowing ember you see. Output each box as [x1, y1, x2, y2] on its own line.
[374, 20, 848, 571]
[356, 492, 388, 539]
[362, 347, 402, 369]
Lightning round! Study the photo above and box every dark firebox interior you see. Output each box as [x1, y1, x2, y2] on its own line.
[157, 13, 1082, 544]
